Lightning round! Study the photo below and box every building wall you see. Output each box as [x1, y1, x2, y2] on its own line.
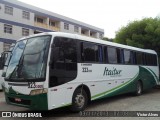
[0, 22, 33, 41]
[0, 0, 104, 54]
[60, 22, 75, 34]
[0, 3, 34, 26]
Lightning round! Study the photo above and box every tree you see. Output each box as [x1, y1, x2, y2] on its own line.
[114, 18, 160, 62]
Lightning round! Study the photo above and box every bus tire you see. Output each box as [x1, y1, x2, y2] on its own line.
[135, 81, 143, 96]
[70, 88, 88, 112]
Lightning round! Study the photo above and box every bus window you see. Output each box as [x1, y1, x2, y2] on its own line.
[136, 52, 143, 65]
[124, 50, 132, 64]
[98, 45, 103, 63]
[152, 54, 157, 66]
[117, 48, 123, 64]
[82, 42, 98, 62]
[146, 54, 152, 66]
[107, 46, 117, 64]
[95, 45, 98, 62]
[104, 46, 108, 63]
[132, 52, 137, 64]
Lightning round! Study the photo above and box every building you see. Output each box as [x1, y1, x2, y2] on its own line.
[0, 0, 104, 53]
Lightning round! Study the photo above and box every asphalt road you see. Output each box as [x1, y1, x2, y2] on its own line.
[0, 87, 160, 120]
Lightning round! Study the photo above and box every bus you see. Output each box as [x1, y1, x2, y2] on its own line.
[0, 44, 15, 90]
[1, 32, 159, 111]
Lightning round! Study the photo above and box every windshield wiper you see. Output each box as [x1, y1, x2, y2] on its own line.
[17, 55, 24, 78]
[8, 65, 18, 79]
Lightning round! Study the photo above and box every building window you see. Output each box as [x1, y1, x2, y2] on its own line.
[99, 34, 103, 39]
[4, 24, 12, 34]
[64, 23, 69, 30]
[22, 28, 29, 36]
[36, 17, 44, 23]
[22, 11, 30, 20]
[5, 5, 13, 15]
[74, 26, 79, 33]
[81, 30, 85, 34]
[49, 21, 56, 26]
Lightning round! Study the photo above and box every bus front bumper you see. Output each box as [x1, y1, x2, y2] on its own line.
[3, 87, 48, 110]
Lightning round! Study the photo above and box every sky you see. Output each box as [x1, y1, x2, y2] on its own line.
[18, 0, 160, 38]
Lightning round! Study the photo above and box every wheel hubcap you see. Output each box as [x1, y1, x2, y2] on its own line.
[75, 94, 85, 108]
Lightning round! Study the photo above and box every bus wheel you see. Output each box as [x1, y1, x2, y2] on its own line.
[70, 88, 88, 112]
[135, 81, 142, 96]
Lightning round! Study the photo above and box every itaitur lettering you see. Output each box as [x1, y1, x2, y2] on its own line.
[103, 67, 122, 76]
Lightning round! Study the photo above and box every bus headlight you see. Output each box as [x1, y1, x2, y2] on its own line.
[30, 89, 48, 95]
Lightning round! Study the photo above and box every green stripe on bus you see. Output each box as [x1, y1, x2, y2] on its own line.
[91, 72, 139, 100]
[147, 67, 159, 82]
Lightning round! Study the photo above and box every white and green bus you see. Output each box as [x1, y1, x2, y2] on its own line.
[1, 32, 159, 111]
[0, 44, 15, 90]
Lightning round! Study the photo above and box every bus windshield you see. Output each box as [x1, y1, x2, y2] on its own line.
[5, 35, 51, 82]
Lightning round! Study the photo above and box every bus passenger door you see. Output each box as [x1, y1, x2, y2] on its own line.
[48, 37, 77, 109]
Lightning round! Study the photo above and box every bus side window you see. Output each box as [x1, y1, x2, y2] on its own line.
[152, 54, 157, 66]
[136, 52, 143, 65]
[146, 54, 151, 66]
[145, 53, 158, 66]
[124, 49, 132, 64]
[104, 46, 108, 63]
[95, 45, 99, 62]
[51, 37, 77, 70]
[82, 42, 99, 63]
[133, 52, 137, 65]
[142, 53, 146, 65]
[121, 49, 124, 64]
[107, 46, 117, 64]
[98, 45, 103, 63]
[117, 48, 123, 64]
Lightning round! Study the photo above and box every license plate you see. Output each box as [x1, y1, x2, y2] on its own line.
[15, 98, 21, 102]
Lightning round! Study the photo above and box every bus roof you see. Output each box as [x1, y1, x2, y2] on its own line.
[19, 32, 157, 55]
